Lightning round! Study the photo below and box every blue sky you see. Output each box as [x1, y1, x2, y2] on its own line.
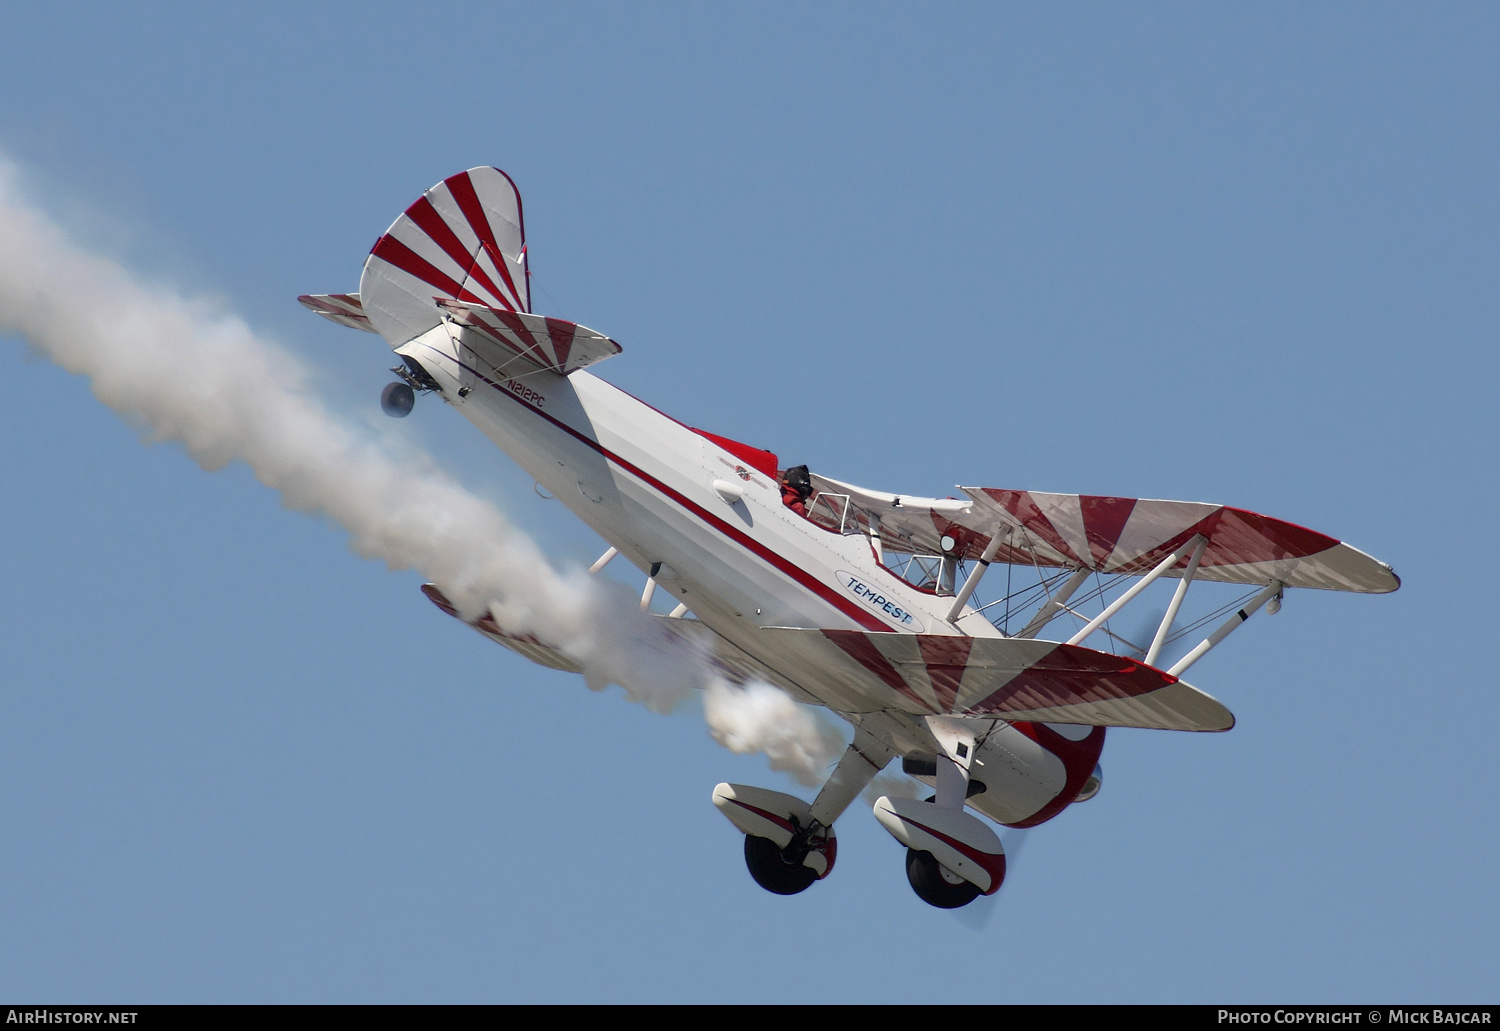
[1, 3, 1495, 1003]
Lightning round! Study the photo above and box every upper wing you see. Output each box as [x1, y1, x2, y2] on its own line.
[812, 475, 1398, 594]
[758, 627, 1234, 732]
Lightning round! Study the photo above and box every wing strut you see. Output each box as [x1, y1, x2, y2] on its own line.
[1016, 567, 1091, 639]
[945, 526, 1011, 623]
[588, 546, 619, 574]
[1067, 535, 1205, 647]
[1145, 535, 1209, 666]
[1167, 580, 1283, 677]
[639, 562, 662, 611]
[808, 727, 899, 827]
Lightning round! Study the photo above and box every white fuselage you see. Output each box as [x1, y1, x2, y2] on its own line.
[399, 324, 1097, 829]
[399, 325, 1000, 711]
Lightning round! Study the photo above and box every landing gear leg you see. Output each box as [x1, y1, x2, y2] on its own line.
[874, 716, 1003, 909]
[740, 727, 896, 897]
[926, 715, 984, 813]
[913, 716, 987, 908]
[716, 727, 897, 897]
[809, 727, 899, 827]
[381, 357, 443, 418]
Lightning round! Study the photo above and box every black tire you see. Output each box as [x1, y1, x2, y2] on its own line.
[381, 381, 415, 418]
[906, 848, 981, 909]
[744, 835, 818, 896]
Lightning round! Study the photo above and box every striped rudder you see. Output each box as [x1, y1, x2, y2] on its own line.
[359, 167, 530, 346]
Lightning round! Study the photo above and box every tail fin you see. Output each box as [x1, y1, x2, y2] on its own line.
[359, 167, 531, 346]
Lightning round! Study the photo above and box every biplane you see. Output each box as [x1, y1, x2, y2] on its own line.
[301, 168, 1398, 908]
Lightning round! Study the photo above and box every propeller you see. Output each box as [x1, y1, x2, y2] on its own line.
[950, 825, 1031, 930]
[1122, 607, 1167, 663]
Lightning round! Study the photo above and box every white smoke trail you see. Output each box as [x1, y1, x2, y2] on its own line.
[702, 681, 845, 787]
[0, 159, 843, 783]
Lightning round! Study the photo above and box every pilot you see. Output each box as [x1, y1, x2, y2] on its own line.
[780, 465, 813, 517]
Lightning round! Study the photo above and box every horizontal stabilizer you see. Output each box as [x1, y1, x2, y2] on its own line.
[757, 627, 1234, 732]
[437, 300, 621, 376]
[297, 293, 377, 333]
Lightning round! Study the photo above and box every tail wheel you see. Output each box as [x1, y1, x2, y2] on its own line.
[906, 848, 981, 909]
[743, 835, 817, 896]
[380, 381, 415, 418]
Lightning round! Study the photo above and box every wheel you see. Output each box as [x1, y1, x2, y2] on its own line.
[744, 835, 817, 896]
[381, 381, 415, 418]
[906, 848, 981, 909]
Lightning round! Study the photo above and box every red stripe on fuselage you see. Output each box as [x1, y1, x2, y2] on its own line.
[446, 358, 894, 633]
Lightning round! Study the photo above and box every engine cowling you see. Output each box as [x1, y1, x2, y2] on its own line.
[1075, 763, 1103, 802]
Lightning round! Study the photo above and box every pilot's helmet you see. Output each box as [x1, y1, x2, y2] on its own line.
[782, 464, 812, 498]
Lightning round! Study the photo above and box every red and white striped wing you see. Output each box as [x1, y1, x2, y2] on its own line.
[759, 628, 1234, 731]
[832, 476, 1398, 594]
[438, 300, 621, 376]
[953, 489, 1399, 594]
[359, 167, 531, 346]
